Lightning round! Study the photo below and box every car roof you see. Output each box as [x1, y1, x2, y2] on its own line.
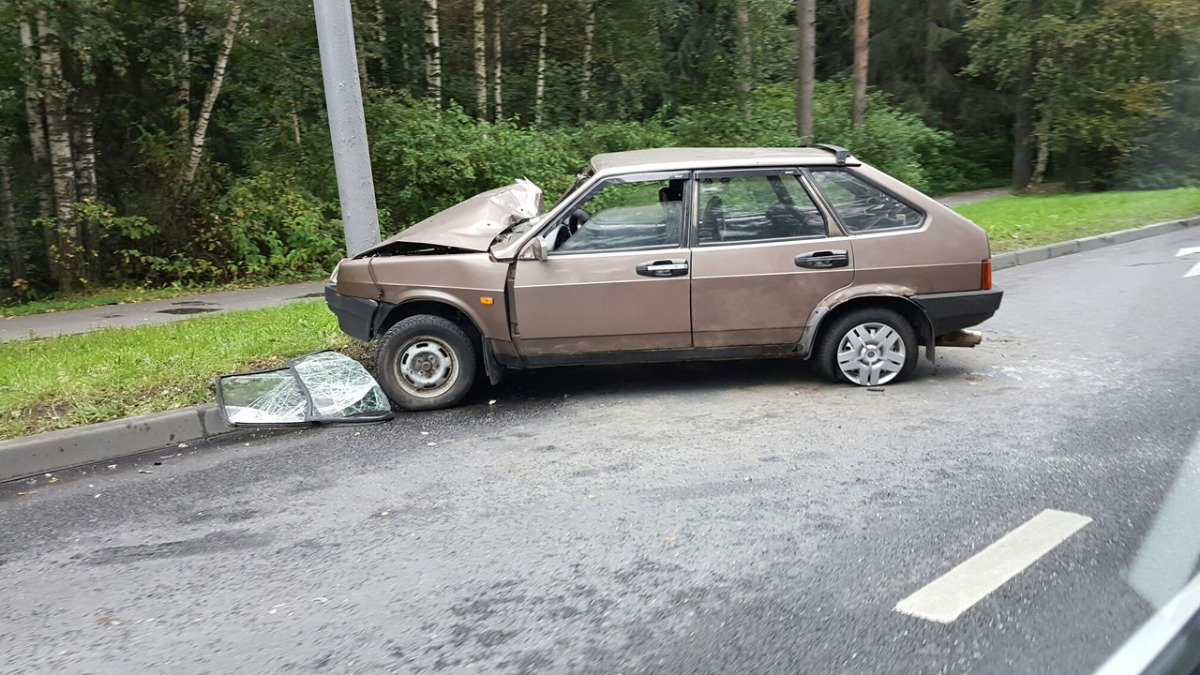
[588, 147, 857, 175]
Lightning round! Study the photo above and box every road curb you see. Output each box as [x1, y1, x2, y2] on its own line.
[0, 405, 236, 483]
[991, 216, 1200, 271]
[3, 213, 1197, 484]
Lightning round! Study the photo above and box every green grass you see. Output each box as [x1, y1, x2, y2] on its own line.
[0, 300, 362, 440]
[955, 187, 1200, 253]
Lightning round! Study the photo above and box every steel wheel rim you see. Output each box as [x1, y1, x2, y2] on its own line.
[396, 337, 458, 398]
[836, 322, 906, 386]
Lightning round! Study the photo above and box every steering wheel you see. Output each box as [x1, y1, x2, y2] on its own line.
[703, 196, 726, 242]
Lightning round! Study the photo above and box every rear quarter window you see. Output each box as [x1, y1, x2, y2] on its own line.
[809, 170, 923, 233]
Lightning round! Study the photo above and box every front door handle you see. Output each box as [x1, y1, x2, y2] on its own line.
[795, 250, 849, 269]
[636, 259, 689, 278]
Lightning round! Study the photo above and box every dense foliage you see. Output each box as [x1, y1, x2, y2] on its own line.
[0, 0, 1195, 301]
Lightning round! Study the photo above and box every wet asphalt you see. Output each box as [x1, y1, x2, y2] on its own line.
[1, 229, 1198, 674]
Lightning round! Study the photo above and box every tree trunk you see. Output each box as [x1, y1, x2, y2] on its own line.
[18, 16, 52, 223]
[291, 105, 302, 145]
[176, 0, 191, 141]
[374, 0, 390, 86]
[492, 2, 503, 120]
[1031, 134, 1049, 186]
[38, 10, 81, 292]
[736, 0, 752, 118]
[581, 0, 595, 120]
[1011, 0, 1039, 192]
[535, 2, 548, 126]
[180, 3, 240, 190]
[73, 78, 100, 276]
[73, 83, 98, 202]
[1011, 64, 1035, 191]
[851, 0, 870, 128]
[0, 154, 24, 283]
[795, 0, 815, 138]
[424, 0, 441, 109]
[473, 0, 486, 117]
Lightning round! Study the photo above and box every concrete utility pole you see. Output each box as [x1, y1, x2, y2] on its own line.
[313, 0, 381, 257]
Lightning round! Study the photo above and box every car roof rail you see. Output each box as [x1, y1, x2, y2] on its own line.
[811, 144, 852, 166]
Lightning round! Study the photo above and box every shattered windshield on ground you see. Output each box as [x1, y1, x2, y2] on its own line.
[217, 351, 393, 426]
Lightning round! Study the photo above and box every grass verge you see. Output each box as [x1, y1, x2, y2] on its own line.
[0, 300, 364, 440]
[955, 187, 1200, 252]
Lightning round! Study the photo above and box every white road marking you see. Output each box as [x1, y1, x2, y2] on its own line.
[1178, 246, 1200, 278]
[895, 509, 1092, 623]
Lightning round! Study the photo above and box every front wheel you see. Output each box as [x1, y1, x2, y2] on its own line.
[376, 315, 478, 411]
[814, 307, 917, 386]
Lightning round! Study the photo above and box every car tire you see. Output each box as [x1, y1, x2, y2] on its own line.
[376, 315, 478, 411]
[814, 307, 917, 386]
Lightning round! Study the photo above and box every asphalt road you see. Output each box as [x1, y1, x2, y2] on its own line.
[2, 230, 1199, 675]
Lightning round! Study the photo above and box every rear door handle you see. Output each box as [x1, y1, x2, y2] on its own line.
[795, 250, 849, 269]
[636, 259, 689, 278]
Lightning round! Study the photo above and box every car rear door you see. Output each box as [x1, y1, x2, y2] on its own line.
[510, 171, 694, 356]
[689, 168, 855, 348]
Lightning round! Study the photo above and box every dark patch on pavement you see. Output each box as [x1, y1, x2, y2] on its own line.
[81, 530, 269, 565]
[157, 307, 218, 315]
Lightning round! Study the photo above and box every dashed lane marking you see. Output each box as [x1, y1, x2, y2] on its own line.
[895, 509, 1093, 623]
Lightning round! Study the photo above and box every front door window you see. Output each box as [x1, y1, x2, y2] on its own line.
[548, 174, 687, 253]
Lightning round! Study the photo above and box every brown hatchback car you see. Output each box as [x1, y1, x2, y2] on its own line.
[326, 146, 1002, 410]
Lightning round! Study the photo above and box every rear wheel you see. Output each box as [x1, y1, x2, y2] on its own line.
[815, 307, 917, 386]
[376, 315, 478, 411]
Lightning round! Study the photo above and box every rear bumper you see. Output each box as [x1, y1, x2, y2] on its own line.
[913, 289, 1003, 336]
[325, 283, 378, 341]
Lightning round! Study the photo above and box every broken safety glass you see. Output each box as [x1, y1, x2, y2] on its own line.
[216, 351, 393, 426]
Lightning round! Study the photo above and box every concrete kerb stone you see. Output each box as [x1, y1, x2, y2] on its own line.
[2, 214, 1197, 484]
[993, 215, 1199, 271]
[0, 405, 236, 483]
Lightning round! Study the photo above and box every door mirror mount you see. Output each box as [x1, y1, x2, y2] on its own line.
[523, 237, 548, 262]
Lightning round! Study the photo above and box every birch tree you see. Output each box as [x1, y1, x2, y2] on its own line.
[180, 2, 241, 189]
[581, 0, 595, 119]
[17, 14, 51, 222]
[424, 0, 441, 109]
[473, 0, 486, 117]
[534, 1, 548, 126]
[37, 9, 81, 291]
[491, 1, 502, 119]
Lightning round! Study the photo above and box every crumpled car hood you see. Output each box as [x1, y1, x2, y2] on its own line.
[356, 179, 543, 256]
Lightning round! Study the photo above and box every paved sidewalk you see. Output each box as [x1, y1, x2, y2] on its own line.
[0, 280, 327, 342]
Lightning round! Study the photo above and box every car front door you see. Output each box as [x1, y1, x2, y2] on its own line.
[511, 171, 694, 356]
[689, 168, 855, 348]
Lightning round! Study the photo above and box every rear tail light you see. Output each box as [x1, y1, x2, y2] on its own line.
[981, 259, 992, 291]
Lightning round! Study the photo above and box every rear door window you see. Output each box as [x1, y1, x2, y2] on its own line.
[695, 171, 828, 245]
[808, 170, 923, 233]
